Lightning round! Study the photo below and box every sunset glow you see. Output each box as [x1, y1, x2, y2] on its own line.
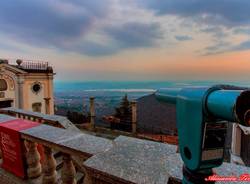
[0, 0, 250, 81]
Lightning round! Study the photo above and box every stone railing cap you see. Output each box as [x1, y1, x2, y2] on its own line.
[21, 124, 113, 157]
[1, 107, 43, 117]
[0, 107, 80, 132]
[0, 114, 18, 123]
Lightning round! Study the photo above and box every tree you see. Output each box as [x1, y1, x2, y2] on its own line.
[114, 94, 132, 124]
[67, 110, 88, 124]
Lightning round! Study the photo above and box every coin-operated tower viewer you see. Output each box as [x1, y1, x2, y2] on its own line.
[156, 85, 250, 184]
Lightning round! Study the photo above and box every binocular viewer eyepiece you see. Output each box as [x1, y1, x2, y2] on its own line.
[235, 90, 250, 126]
[156, 85, 250, 126]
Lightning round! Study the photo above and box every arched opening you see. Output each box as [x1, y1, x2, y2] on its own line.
[32, 102, 42, 113]
[0, 79, 7, 91]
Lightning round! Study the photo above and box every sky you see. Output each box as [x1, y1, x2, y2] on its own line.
[0, 0, 250, 82]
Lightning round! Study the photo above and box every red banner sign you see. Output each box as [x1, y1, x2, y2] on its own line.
[0, 119, 40, 178]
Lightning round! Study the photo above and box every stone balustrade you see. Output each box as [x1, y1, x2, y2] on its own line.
[0, 113, 250, 184]
[0, 114, 113, 184]
[21, 124, 112, 183]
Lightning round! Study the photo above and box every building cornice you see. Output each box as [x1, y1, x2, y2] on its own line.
[0, 63, 27, 74]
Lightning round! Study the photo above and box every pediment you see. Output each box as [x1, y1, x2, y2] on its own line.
[0, 63, 27, 74]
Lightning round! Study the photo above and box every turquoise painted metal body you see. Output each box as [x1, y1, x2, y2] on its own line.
[156, 85, 250, 183]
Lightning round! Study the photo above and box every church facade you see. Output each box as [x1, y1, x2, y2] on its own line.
[0, 59, 55, 114]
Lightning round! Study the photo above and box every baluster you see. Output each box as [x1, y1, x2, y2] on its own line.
[61, 153, 76, 184]
[42, 146, 57, 184]
[25, 140, 42, 178]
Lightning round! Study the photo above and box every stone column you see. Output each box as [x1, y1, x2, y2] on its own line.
[89, 97, 95, 130]
[48, 74, 55, 114]
[131, 101, 137, 134]
[44, 98, 51, 114]
[17, 78, 24, 109]
[10, 100, 14, 107]
[231, 123, 244, 165]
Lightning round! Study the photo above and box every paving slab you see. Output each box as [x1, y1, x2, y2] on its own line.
[84, 136, 178, 184]
[84, 135, 250, 184]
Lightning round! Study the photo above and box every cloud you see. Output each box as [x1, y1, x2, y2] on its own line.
[0, 1, 109, 40]
[0, 0, 165, 56]
[73, 22, 164, 56]
[203, 40, 250, 55]
[233, 27, 250, 35]
[175, 35, 192, 41]
[1, 0, 248, 57]
[200, 26, 227, 38]
[231, 40, 250, 52]
[137, 0, 250, 55]
[138, 0, 250, 27]
[104, 22, 163, 48]
[202, 41, 231, 55]
[0, 0, 112, 53]
[75, 41, 118, 57]
[0, 42, 27, 53]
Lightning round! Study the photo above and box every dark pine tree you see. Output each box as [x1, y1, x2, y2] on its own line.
[67, 110, 88, 124]
[114, 94, 132, 131]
